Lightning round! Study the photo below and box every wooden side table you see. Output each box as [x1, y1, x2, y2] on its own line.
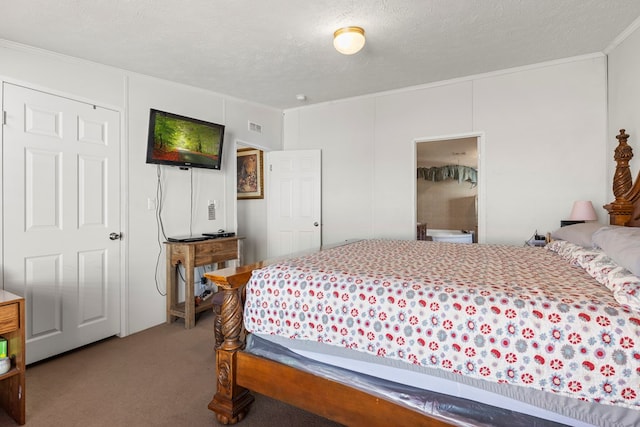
[0, 290, 25, 425]
[165, 237, 243, 329]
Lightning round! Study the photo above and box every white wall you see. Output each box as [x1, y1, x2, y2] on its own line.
[231, 102, 283, 265]
[608, 21, 640, 192]
[284, 55, 608, 245]
[473, 56, 607, 242]
[283, 100, 376, 245]
[374, 82, 474, 241]
[126, 75, 230, 333]
[0, 41, 282, 335]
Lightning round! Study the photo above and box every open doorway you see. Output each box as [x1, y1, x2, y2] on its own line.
[416, 136, 480, 243]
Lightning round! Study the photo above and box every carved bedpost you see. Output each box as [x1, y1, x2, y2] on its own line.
[612, 130, 633, 199]
[604, 129, 635, 225]
[207, 271, 255, 425]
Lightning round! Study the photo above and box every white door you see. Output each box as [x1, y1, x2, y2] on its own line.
[2, 83, 121, 364]
[266, 150, 321, 258]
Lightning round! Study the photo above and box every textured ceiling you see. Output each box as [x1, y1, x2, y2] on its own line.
[1, 0, 640, 109]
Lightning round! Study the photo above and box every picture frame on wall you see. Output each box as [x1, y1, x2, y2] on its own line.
[237, 148, 264, 199]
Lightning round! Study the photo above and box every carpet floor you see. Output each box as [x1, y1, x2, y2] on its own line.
[0, 311, 343, 427]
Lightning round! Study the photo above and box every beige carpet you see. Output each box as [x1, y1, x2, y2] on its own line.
[0, 311, 342, 427]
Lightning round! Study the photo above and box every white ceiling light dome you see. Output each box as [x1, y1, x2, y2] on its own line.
[333, 26, 366, 55]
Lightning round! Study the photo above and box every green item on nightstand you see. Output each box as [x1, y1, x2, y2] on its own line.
[0, 337, 6, 358]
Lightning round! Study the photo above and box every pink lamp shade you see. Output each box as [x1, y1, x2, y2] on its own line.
[569, 200, 597, 221]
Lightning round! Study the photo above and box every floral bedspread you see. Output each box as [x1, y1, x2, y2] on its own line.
[243, 239, 640, 409]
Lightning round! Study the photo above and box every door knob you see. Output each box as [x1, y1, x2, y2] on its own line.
[109, 232, 122, 240]
[314, 222, 319, 227]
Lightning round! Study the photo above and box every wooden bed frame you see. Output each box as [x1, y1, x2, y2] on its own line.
[605, 129, 640, 227]
[205, 130, 640, 427]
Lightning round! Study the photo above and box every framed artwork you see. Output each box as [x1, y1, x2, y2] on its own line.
[237, 148, 264, 199]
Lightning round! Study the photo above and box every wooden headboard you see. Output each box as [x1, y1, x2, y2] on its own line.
[604, 129, 640, 227]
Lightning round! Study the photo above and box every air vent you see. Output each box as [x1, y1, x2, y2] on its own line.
[248, 121, 262, 133]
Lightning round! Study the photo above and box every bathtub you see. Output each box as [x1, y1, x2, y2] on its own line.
[427, 229, 474, 244]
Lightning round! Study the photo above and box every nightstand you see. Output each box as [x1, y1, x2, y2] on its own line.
[0, 291, 25, 425]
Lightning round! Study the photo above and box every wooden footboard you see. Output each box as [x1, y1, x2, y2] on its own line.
[206, 263, 260, 424]
[204, 261, 453, 427]
[235, 352, 451, 427]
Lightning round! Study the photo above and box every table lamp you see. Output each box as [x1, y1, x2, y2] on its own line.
[561, 200, 597, 227]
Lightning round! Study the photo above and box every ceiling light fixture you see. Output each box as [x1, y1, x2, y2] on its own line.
[333, 26, 365, 55]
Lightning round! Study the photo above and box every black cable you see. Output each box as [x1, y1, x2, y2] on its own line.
[177, 264, 185, 284]
[154, 165, 167, 296]
[155, 167, 199, 297]
[190, 167, 194, 237]
[198, 266, 207, 287]
[156, 165, 167, 240]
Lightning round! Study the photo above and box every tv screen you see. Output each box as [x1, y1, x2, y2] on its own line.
[146, 109, 225, 170]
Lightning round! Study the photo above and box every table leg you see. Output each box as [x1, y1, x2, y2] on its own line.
[184, 247, 195, 329]
[166, 247, 176, 324]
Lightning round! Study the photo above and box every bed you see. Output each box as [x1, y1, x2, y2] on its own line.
[205, 129, 640, 427]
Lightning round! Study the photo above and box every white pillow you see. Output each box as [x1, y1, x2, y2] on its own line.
[550, 222, 605, 247]
[592, 226, 640, 276]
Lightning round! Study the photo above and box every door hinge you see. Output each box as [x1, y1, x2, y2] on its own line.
[2, 111, 6, 125]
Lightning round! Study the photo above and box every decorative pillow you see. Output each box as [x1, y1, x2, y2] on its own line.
[592, 226, 640, 277]
[550, 222, 605, 247]
[548, 240, 640, 311]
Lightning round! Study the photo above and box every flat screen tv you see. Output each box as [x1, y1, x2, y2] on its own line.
[146, 109, 225, 170]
